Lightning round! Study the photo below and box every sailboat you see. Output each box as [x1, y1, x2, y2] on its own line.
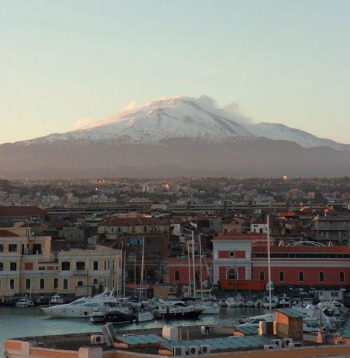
[134, 237, 155, 323]
[189, 232, 221, 315]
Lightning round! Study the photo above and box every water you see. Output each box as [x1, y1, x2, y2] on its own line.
[0, 305, 264, 353]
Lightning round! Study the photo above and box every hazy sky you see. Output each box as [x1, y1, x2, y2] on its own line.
[1, 0, 349, 145]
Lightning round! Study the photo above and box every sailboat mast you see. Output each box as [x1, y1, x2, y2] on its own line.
[267, 214, 272, 311]
[187, 241, 191, 298]
[140, 237, 145, 298]
[192, 231, 196, 297]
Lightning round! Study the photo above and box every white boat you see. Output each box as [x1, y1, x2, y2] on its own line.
[49, 294, 64, 304]
[278, 294, 291, 308]
[262, 294, 279, 309]
[135, 310, 155, 323]
[41, 288, 116, 318]
[15, 298, 34, 308]
[236, 312, 275, 328]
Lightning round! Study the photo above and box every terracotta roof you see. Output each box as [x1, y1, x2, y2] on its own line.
[0, 206, 47, 217]
[100, 217, 165, 226]
[0, 229, 19, 237]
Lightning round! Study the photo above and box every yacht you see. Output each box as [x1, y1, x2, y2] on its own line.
[15, 298, 34, 308]
[49, 294, 64, 305]
[41, 288, 115, 318]
[236, 312, 275, 328]
[154, 300, 203, 320]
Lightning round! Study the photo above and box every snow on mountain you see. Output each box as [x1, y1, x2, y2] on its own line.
[21, 95, 350, 151]
[248, 123, 350, 151]
[25, 96, 253, 145]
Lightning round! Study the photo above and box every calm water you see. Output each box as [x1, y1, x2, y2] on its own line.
[0, 305, 265, 353]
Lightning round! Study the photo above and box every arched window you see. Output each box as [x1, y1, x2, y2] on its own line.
[259, 271, 265, 281]
[319, 272, 325, 282]
[226, 267, 238, 280]
[229, 251, 235, 258]
[77, 280, 83, 286]
[299, 271, 304, 282]
[340, 271, 345, 283]
[174, 271, 180, 281]
[279, 271, 285, 282]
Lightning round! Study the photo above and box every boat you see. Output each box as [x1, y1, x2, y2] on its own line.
[236, 312, 275, 328]
[41, 288, 116, 318]
[89, 301, 134, 324]
[154, 300, 203, 320]
[278, 294, 291, 308]
[15, 297, 34, 308]
[219, 279, 266, 291]
[262, 294, 279, 309]
[134, 309, 155, 323]
[49, 293, 64, 304]
[104, 310, 135, 324]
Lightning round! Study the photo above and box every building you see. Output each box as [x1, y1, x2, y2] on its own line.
[0, 227, 122, 300]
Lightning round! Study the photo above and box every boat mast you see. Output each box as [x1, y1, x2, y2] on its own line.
[187, 240, 191, 298]
[192, 231, 196, 297]
[267, 214, 272, 311]
[140, 237, 145, 300]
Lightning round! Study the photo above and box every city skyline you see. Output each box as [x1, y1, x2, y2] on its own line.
[1, 0, 350, 145]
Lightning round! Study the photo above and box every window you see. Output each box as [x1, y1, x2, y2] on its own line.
[54, 278, 58, 289]
[229, 251, 235, 258]
[63, 279, 68, 290]
[10, 262, 17, 271]
[0, 262, 3, 271]
[319, 272, 325, 282]
[77, 280, 83, 286]
[39, 278, 44, 289]
[61, 261, 70, 270]
[76, 262, 85, 270]
[10, 279, 15, 290]
[33, 244, 42, 254]
[340, 271, 345, 283]
[93, 261, 98, 270]
[9, 244, 17, 252]
[259, 271, 265, 281]
[299, 271, 304, 282]
[279, 271, 285, 282]
[0, 244, 3, 252]
[174, 271, 180, 281]
[227, 267, 238, 280]
[26, 278, 31, 290]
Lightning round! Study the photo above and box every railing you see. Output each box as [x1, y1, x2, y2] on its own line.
[73, 270, 88, 276]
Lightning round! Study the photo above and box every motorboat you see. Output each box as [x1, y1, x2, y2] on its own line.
[104, 310, 134, 324]
[41, 288, 116, 318]
[237, 313, 275, 328]
[278, 294, 291, 308]
[134, 310, 155, 323]
[49, 294, 64, 305]
[154, 300, 203, 320]
[15, 298, 34, 308]
[89, 301, 133, 324]
[262, 294, 279, 309]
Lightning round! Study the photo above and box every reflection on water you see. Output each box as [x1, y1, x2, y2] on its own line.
[0, 305, 265, 352]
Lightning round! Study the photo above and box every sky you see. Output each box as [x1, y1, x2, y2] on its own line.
[1, 0, 349, 145]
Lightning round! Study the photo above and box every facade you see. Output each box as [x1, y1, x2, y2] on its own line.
[210, 232, 350, 290]
[314, 212, 350, 245]
[0, 227, 122, 300]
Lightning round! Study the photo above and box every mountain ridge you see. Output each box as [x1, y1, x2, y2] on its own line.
[1, 95, 349, 178]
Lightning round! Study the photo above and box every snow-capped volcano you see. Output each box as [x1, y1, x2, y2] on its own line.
[25, 96, 253, 145]
[23, 95, 349, 151]
[2, 95, 350, 178]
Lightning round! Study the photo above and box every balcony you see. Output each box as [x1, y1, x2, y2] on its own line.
[73, 270, 88, 276]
